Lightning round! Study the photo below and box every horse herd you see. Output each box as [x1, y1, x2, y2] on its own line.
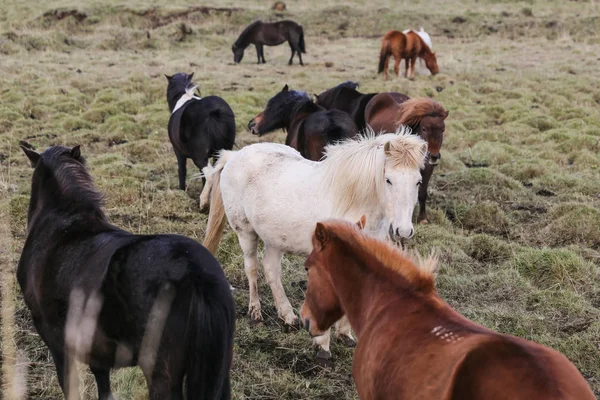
[14, 19, 596, 400]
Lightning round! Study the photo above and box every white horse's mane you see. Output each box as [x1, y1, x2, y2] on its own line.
[320, 126, 427, 217]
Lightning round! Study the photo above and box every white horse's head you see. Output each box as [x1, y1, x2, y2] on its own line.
[381, 134, 427, 242]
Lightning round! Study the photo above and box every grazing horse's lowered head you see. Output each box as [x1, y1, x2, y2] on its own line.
[247, 84, 310, 135]
[165, 72, 200, 113]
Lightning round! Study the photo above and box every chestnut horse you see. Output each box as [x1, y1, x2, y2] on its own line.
[248, 85, 357, 161]
[301, 219, 596, 400]
[366, 96, 448, 223]
[378, 30, 439, 80]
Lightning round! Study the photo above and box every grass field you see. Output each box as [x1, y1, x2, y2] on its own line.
[1, 0, 600, 398]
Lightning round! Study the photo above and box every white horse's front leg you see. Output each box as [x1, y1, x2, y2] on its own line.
[238, 232, 262, 320]
[334, 316, 356, 346]
[262, 246, 296, 326]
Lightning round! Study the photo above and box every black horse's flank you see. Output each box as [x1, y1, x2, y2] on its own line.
[232, 20, 306, 65]
[248, 85, 357, 161]
[18, 142, 235, 400]
[166, 72, 236, 190]
[315, 81, 378, 132]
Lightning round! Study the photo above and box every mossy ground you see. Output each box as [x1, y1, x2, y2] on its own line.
[1, 0, 600, 398]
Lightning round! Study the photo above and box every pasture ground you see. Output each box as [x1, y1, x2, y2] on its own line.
[1, 0, 600, 398]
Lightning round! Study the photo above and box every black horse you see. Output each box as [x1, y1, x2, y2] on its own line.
[18, 142, 235, 400]
[166, 72, 236, 190]
[247, 85, 357, 161]
[232, 20, 306, 65]
[314, 81, 379, 132]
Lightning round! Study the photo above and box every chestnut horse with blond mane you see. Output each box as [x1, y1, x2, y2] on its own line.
[366, 96, 448, 223]
[378, 30, 439, 80]
[301, 219, 596, 400]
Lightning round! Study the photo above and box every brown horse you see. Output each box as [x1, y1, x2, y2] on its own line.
[301, 219, 596, 400]
[378, 30, 439, 80]
[366, 95, 448, 223]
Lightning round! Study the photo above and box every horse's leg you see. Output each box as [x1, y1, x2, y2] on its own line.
[288, 47, 296, 65]
[410, 57, 417, 80]
[175, 151, 187, 190]
[91, 367, 115, 400]
[297, 49, 303, 66]
[418, 163, 435, 224]
[260, 45, 266, 63]
[238, 231, 262, 320]
[312, 330, 333, 360]
[256, 44, 263, 64]
[143, 361, 184, 400]
[383, 55, 391, 80]
[50, 349, 73, 398]
[404, 58, 409, 78]
[262, 245, 296, 325]
[333, 315, 356, 346]
[394, 57, 401, 78]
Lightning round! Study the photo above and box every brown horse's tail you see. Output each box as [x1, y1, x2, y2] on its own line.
[378, 37, 391, 74]
[202, 151, 233, 254]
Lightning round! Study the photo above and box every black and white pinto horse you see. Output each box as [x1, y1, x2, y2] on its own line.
[166, 73, 236, 190]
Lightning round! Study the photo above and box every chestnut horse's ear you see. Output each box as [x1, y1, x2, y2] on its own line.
[313, 222, 329, 251]
[164, 74, 173, 80]
[20, 141, 40, 168]
[70, 145, 82, 160]
[356, 215, 366, 230]
[384, 141, 392, 155]
[282, 84, 289, 92]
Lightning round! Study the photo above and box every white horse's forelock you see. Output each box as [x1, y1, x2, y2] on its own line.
[320, 126, 427, 217]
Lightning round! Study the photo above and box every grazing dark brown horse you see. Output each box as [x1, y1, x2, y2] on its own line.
[366, 95, 448, 223]
[378, 30, 439, 80]
[18, 142, 235, 400]
[314, 81, 378, 131]
[232, 20, 306, 65]
[166, 72, 236, 190]
[248, 85, 357, 161]
[301, 219, 596, 400]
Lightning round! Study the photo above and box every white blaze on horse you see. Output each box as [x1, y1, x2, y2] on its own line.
[201, 127, 428, 357]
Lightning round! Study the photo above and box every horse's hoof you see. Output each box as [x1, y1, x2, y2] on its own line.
[282, 319, 301, 333]
[316, 349, 332, 364]
[199, 206, 209, 215]
[337, 335, 357, 348]
[248, 307, 263, 322]
[419, 219, 429, 225]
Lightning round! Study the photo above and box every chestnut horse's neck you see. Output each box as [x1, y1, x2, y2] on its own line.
[325, 239, 441, 338]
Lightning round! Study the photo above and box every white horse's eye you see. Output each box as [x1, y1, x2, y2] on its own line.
[386, 178, 392, 185]
[417, 180, 423, 186]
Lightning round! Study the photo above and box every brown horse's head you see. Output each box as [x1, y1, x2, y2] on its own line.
[396, 98, 448, 165]
[301, 217, 366, 337]
[422, 51, 439, 75]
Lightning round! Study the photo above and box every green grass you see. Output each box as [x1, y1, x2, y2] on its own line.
[1, 0, 600, 398]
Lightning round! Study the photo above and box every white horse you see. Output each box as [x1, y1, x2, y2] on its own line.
[201, 127, 427, 357]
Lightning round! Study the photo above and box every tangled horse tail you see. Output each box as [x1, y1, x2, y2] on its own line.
[298, 26, 306, 53]
[202, 151, 233, 254]
[378, 36, 391, 74]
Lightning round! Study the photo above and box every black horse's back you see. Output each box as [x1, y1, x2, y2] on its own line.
[18, 143, 235, 399]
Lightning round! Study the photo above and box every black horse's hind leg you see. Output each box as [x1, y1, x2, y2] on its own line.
[256, 44, 263, 64]
[418, 163, 436, 223]
[50, 349, 71, 398]
[91, 367, 115, 400]
[175, 151, 187, 190]
[297, 48, 304, 66]
[288, 48, 296, 65]
[260, 46, 267, 63]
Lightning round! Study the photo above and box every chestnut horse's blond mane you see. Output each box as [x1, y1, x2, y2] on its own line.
[324, 219, 437, 293]
[395, 98, 447, 128]
[320, 126, 427, 217]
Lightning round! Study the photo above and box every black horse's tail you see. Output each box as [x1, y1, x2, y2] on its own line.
[186, 280, 235, 399]
[298, 26, 306, 53]
[378, 37, 390, 74]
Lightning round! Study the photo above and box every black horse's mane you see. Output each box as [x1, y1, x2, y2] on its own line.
[234, 20, 262, 47]
[39, 146, 105, 215]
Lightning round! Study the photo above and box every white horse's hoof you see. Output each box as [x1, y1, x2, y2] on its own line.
[248, 306, 263, 322]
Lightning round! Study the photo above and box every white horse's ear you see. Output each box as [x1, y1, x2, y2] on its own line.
[420, 142, 428, 156]
[356, 215, 366, 229]
[313, 222, 329, 251]
[384, 141, 392, 155]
